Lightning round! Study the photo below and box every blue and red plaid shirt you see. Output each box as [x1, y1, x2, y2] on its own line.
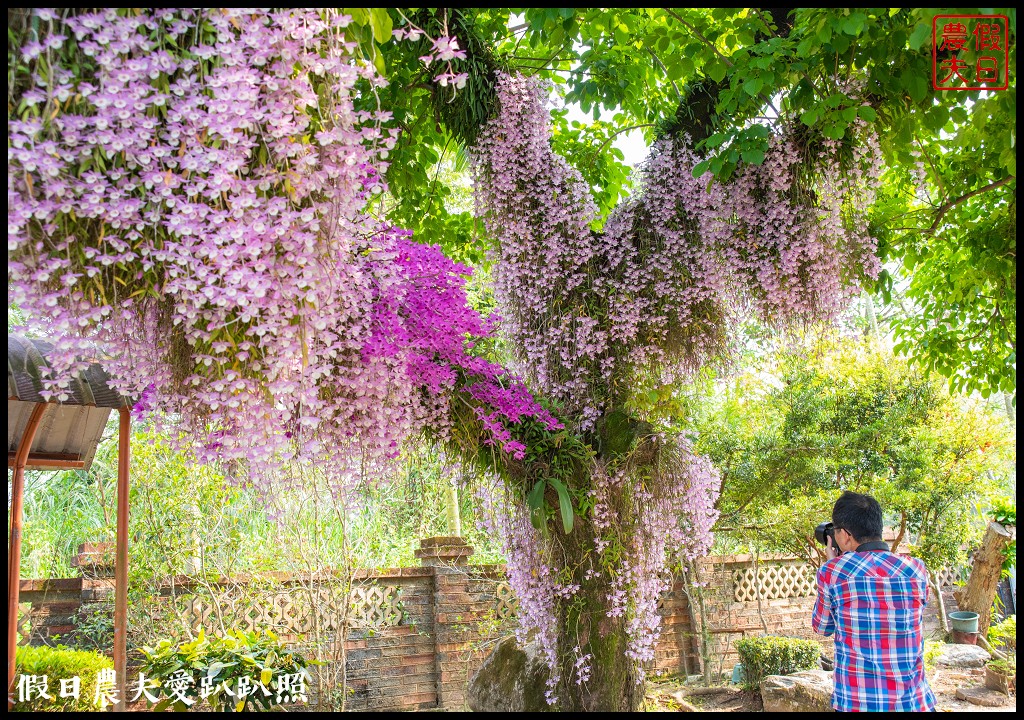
[811, 549, 937, 712]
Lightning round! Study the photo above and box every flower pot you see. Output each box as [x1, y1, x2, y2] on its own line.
[984, 664, 1016, 695]
[949, 611, 980, 634]
[951, 629, 979, 645]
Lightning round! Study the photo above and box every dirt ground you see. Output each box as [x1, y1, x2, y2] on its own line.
[645, 668, 1017, 713]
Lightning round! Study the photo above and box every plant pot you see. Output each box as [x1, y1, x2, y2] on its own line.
[951, 629, 979, 645]
[984, 664, 1016, 695]
[949, 611, 980, 633]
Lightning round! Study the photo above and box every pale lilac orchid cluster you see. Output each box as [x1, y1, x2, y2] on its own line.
[476, 482, 564, 702]
[592, 439, 720, 677]
[472, 72, 879, 686]
[8, 9, 554, 484]
[393, 22, 469, 89]
[473, 73, 882, 428]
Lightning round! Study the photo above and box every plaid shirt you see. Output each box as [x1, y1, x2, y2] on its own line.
[812, 549, 937, 712]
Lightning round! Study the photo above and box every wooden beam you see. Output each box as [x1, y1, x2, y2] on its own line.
[113, 408, 131, 712]
[7, 452, 86, 470]
[8, 403, 46, 708]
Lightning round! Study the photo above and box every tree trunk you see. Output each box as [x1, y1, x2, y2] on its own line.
[954, 521, 1014, 636]
[929, 573, 949, 635]
[549, 515, 644, 712]
[445, 478, 461, 536]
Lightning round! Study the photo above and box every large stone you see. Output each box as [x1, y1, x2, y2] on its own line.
[467, 636, 550, 712]
[761, 670, 835, 713]
[955, 686, 1011, 707]
[934, 643, 991, 669]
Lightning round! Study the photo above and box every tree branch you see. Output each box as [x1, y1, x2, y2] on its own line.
[662, 8, 733, 67]
[662, 8, 780, 116]
[645, 48, 682, 100]
[928, 176, 1016, 235]
[593, 123, 657, 156]
[751, 9, 825, 98]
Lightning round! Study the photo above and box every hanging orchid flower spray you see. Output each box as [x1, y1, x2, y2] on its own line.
[9, 7, 883, 709]
[7, 9, 557, 493]
[469, 73, 881, 706]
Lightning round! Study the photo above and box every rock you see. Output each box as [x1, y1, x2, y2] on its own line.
[933, 643, 991, 669]
[467, 636, 550, 712]
[955, 686, 1010, 707]
[761, 670, 835, 712]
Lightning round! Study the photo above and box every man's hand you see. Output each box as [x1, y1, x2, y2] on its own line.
[826, 535, 840, 560]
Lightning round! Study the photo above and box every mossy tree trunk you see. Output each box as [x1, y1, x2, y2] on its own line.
[554, 517, 643, 712]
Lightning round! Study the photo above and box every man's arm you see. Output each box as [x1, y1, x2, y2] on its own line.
[811, 563, 836, 637]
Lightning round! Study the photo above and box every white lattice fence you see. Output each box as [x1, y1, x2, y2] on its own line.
[732, 563, 816, 602]
[161, 583, 403, 638]
[932, 565, 970, 590]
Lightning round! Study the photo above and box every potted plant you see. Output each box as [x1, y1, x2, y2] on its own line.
[984, 616, 1016, 696]
[984, 658, 1016, 695]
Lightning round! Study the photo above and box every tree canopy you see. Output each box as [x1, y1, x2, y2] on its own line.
[372, 8, 1017, 400]
[7, 7, 1016, 711]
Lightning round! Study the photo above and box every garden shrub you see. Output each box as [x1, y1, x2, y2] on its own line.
[140, 629, 314, 711]
[13, 644, 114, 712]
[734, 635, 821, 690]
[988, 615, 1016, 653]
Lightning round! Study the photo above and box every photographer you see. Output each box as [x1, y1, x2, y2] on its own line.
[811, 491, 937, 712]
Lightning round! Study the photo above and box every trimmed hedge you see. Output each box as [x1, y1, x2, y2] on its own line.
[13, 645, 114, 712]
[734, 635, 821, 690]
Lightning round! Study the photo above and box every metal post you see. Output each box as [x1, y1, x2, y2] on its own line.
[8, 403, 46, 709]
[113, 408, 130, 712]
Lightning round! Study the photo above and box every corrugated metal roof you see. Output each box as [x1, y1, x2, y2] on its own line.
[8, 399, 112, 470]
[8, 335, 127, 409]
[8, 335, 128, 471]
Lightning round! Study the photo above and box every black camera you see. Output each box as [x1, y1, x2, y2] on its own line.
[815, 521, 836, 546]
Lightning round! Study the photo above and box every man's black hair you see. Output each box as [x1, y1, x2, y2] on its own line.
[832, 491, 883, 542]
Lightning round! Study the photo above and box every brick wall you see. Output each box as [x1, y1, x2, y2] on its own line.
[690, 554, 827, 675]
[18, 542, 971, 710]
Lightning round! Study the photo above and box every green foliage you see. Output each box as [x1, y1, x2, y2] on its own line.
[988, 497, 1017, 578]
[70, 602, 114, 652]
[734, 635, 820, 690]
[346, 446, 506, 567]
[14, 644, 114, 712]
[374, 7, 1016, 400]
[21, 424, 504, 583]
[438, 371, 592, 539]
[697, 333, 1015, 567]
[923, 639, 944, 672]
[990, 497, 1016, 527]
[988, 615, 1016, 658]
[140, 629, 313, 712]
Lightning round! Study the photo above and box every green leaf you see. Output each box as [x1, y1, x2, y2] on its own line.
[707, 60, 727, 83]
[691, 159, 711, 177]
[800, 109, 819, 126]
[343, 8, 370, 26]
[527, 480, 546, 530]
[741, 148, 765, 165]
[908, 22, 931, 50]
[857, 105, 877, 122]
[548, 477, 574, 534]
[906, 75, 928, 104]
[369, 9, 393, 44]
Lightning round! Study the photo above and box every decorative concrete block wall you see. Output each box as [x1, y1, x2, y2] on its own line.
[18, 541, 971, 710]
